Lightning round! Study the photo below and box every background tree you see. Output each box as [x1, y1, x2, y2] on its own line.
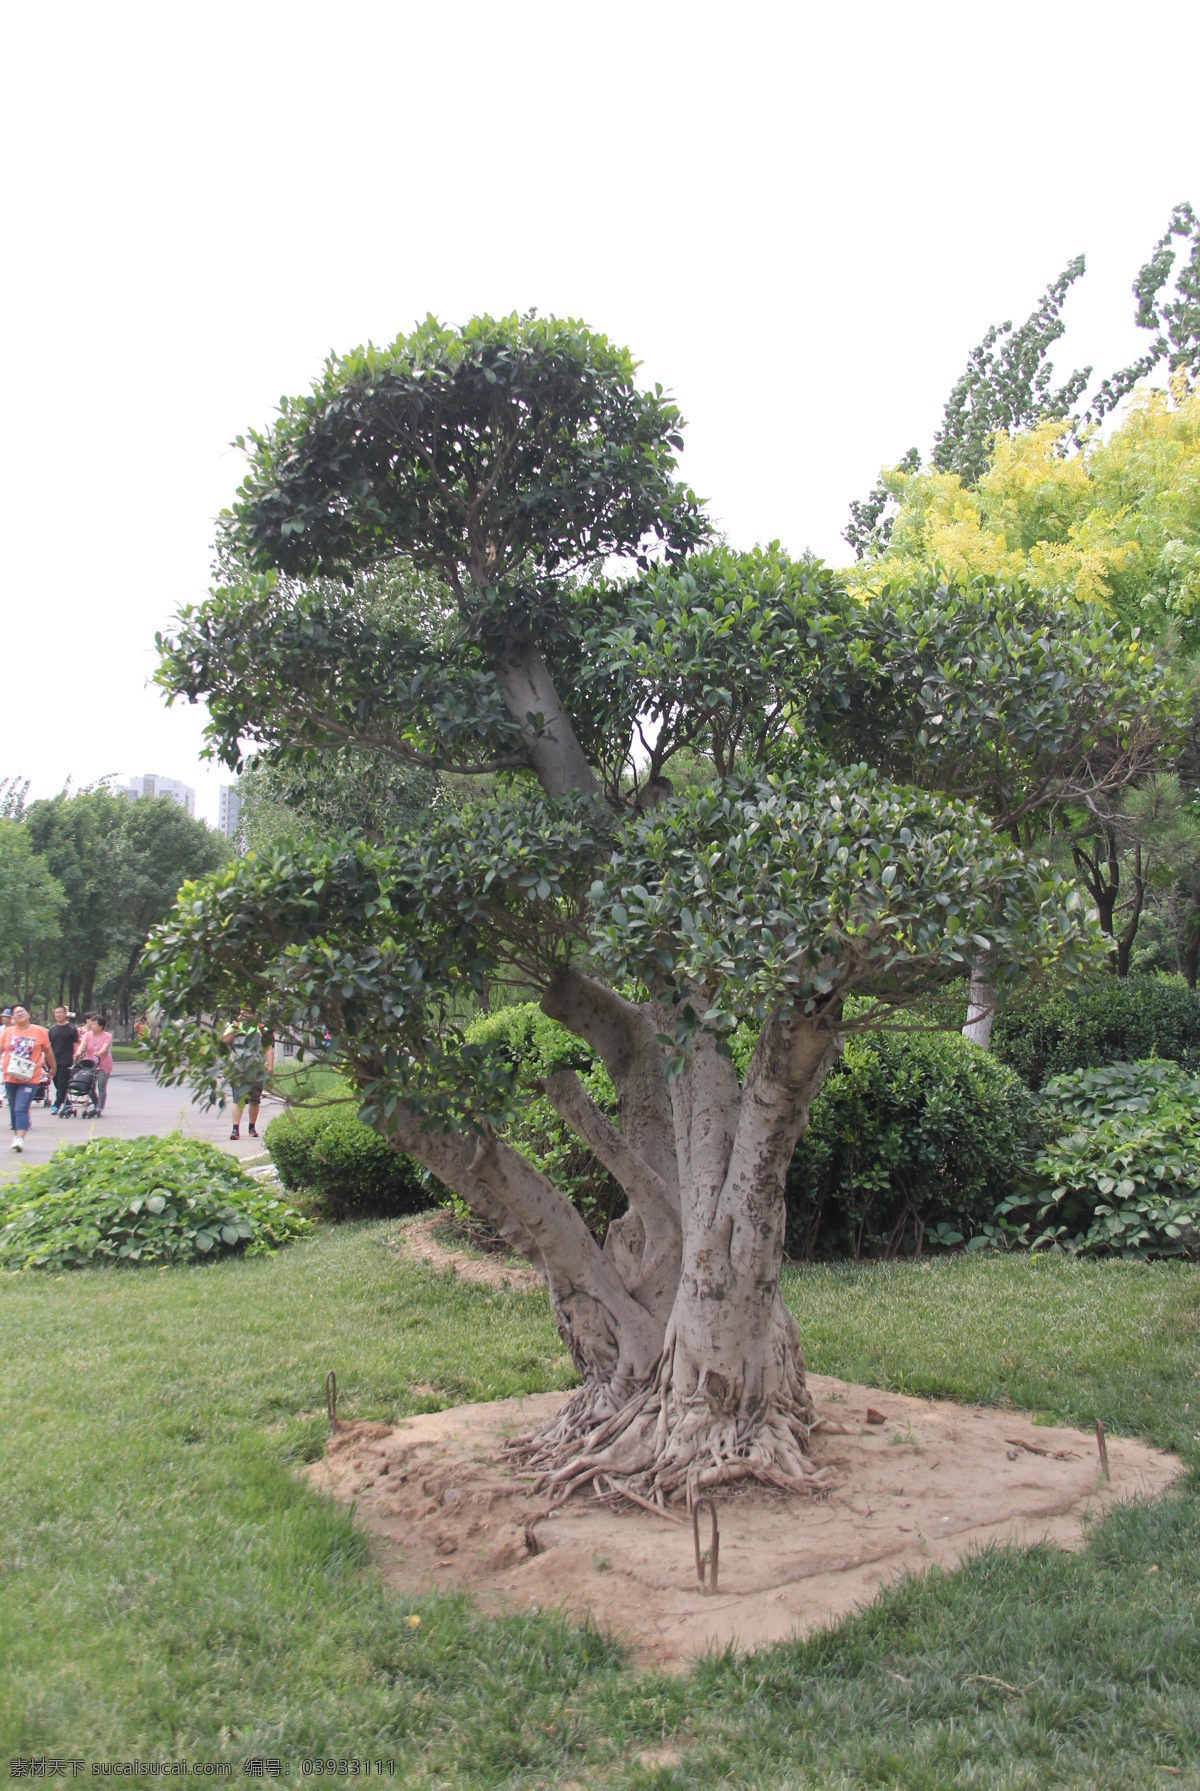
[823, 578, 1183, 1040]
[0, 820, 65, 1004]
[149, 313, 1100, 1503]
[846, 389, 1200, 647]
[845, 201, 1200, 558]
[23, 789, 118, 1012]
[0, 778, 29, 822]
[99, 795, 229, 1025]
[23, 787, 226, 1017]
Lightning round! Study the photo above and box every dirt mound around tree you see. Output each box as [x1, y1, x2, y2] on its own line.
[307, 1377, 1181, 1671]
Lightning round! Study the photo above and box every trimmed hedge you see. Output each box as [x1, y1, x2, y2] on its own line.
[786, 1030, 1039, 1259]
[991, 975, 1200, 1089]
[265, 1099, 430, 1220]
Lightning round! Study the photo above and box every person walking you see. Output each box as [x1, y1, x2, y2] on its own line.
[47, 1006, 79, 1113]
[221, 1007, 275, 1140]
[3, 1006, 56, 1151]
[77, 1014, 114, 1114]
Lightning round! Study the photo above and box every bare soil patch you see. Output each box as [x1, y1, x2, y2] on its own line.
[308, 1377, 1182, 1671]
[391, 1213, 541, 1290]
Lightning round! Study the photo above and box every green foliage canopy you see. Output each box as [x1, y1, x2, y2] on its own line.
[0, 819, 65, 979]
[148, 316, 1132, 1229]
[226, 312, 705, 588]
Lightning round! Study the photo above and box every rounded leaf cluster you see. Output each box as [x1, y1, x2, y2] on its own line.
[591, 767, 1095, 1047]
[227, 312, 704, 585]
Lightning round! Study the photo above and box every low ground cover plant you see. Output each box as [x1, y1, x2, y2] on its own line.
[993, 1059, 1200, 1258]
[0, 1133, 309, 1271]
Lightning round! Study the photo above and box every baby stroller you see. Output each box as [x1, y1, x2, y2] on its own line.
[60, 1058, 101, 1119]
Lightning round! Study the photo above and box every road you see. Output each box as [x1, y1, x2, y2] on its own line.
[0, 1061, 284, 1183]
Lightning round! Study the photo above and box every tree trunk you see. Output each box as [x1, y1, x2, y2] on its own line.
[636, 1018, 839, 1498]
[1181, 919, 1200, 990]
[1072, 830, 1122, 972]
[962, 963, 996, 1048]
[107, 943, 145, 1039]
[491, 639, 601, 801]
[383, 999, 843, 1505]
[1115, 843, 1145, 979]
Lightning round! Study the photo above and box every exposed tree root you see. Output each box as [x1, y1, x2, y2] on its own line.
[507, 1354, 836, 1510]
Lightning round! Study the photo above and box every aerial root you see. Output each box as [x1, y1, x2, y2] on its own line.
[506, 1376, 836, 1510]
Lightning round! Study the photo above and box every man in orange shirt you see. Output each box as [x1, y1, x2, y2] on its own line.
[3, 1006, 57, 1152]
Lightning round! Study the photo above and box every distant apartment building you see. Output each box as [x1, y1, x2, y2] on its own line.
[218, 782, 241, 839]
[123, 773, 196, 816]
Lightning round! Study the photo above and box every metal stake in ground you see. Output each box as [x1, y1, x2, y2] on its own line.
[326, 1369, 339, 1433]
[692, 1497, 720, 1595]
[1095, 1417, 1110, 1481]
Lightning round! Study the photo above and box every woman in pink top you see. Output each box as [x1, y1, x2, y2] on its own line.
[78, 1013, 114, 1114]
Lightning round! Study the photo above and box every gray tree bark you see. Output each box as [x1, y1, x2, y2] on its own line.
[962, 967, 996, 1049]
[382, 995, 844, 1502]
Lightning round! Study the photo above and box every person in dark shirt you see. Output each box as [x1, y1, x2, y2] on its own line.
[47, 1006, 79, 1113]
[221, 1007, 275, 1141]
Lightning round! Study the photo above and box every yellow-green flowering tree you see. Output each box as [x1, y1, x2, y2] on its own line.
[846, 386, 1200, 647]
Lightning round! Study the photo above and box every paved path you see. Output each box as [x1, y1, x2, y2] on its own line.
[0, 1061, 284, 1183]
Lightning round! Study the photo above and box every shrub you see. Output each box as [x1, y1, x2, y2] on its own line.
[462, 1005, 624, 1240]
[264, 1097, 429, 1219]
[0, 1133, 309, 1271]
[991, 975, 1200, 1088]
[992, 1060, 1200, 1258]
[786, 1030, 1040, 1259]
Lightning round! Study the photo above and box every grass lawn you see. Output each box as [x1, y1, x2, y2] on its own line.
[1, 1227, 1197, 1788]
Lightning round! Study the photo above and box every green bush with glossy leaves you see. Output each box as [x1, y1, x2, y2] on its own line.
[264, 1098, 430, 1220]
[991, 973, 1200, 1088]
[0, 1133, 309, 1271]
[785, 1029, 1040, 1258]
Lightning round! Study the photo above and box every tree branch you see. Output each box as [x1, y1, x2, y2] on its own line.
[384, 1104, 661, 1380]
[541, 966, 679, 1204]
[720, 1006, 842, 1281]
[490, 640, 601, 800]
[542, 1069, 680, 1234]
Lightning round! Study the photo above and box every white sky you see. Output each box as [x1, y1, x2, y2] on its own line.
[3, 0, 1198, 825]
